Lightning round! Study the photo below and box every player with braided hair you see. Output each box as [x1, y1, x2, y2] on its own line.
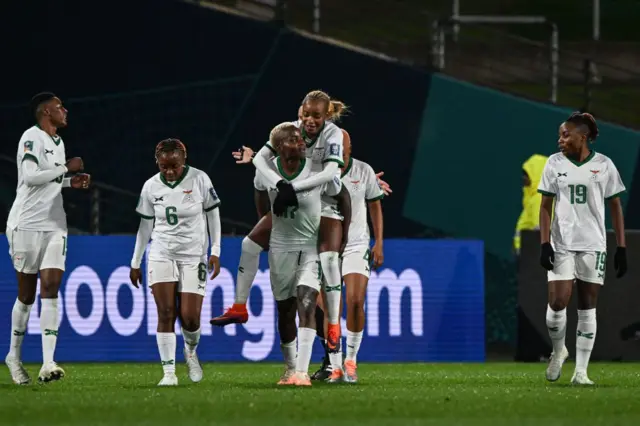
[130, 138, 222, 386]
[539, 112, 627, 385]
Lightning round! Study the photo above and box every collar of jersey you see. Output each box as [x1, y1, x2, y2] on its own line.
[160, 164, 190, 188]
[36, 124, 62, 146]
[341, 157, 353, 178]
[277, 157, 306, 181]
[567, 150, 595, 167]
[301, 122, 325, 148]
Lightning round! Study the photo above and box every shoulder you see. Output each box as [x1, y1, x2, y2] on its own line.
[593, 152, 613, 164]
[19, 126, 41, 142]
[188, 166, 212, 182]
[142, 174, 161, 192]
[545, 153, 565, 167]
[353, 158, 372, 173]
[322, 122, 343, 140]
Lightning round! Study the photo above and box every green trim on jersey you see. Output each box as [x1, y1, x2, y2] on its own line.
[301, 122, 325, 148]
[367, 194, 385, 202]
[538, 189, 556, 197]
[605, 190, 625, 201]
[568, 150, 595, 167]
[36, 124, 62, 146]
[341, 157, 353, 178]
[160, 165, 190, 189]
[22, 153, 39, 165]
[323, 158, 344, 167]
[277, 158, 306, 181]
[136, 211, 154, 220]
[265, 143, 277, 155]
[204, 202, 220, 212]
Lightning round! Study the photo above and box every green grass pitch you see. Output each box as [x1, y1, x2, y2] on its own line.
[2, 362, 640, 425]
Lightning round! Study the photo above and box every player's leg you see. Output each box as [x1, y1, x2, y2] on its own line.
[5, 228, 37, 384]
[318, 215, 343, 353]
[545, 251, 575, 382]
[572, 251, 605, 385]
[177, 258, 207, 383]
[293, 253, 323, 386]
[149, 259, 179, 386]
[210, 214, 271, 326]
[269, 251, 298, 385]
[37, 230, 68, 383]
[310, 292, 331, 381]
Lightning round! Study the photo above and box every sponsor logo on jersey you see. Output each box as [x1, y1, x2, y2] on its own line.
[154, 196, 164, 202]
[45, 149, 54, 155]
[329, 143, 340, 156]
[557, 172, 567, 177]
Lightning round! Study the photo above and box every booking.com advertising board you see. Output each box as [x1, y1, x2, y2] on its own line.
[0, 236, 485, 363]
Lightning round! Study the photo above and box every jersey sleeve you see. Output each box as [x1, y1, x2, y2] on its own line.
[136, 182, 155, 219]
[364, 164, 384, 202]
[604, 159, 626, 200]
[537, 159, 557, 196]
[322, 126, 344, 167]
[201, 173, 221, 211]
[322, 173, 343, 197]
[20, 136, 42, 166]
[254, 170, 267, 191]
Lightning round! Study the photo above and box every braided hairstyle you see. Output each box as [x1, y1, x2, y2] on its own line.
[566, 112, 599, 142]
[302, 90, 349, 122]
[155, 138, 187, 162]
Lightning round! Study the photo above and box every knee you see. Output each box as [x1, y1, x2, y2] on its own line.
[548, 298, 568, 312]
[242, 236, 263, 255]
[349, 293, 366, 314]
[181, 315, 200, 331]
[157, 306, 176, 325]
[40, 279, 60, 298]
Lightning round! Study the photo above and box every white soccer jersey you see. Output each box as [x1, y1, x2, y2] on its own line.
[136, 165, 220, 261]
[7, 126, 68, 232]
[341, 157, 384, 250]
[538, 151, 625, 252]
[254, 158, 342, 253]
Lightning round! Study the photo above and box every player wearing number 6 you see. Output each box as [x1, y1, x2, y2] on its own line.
[538, 112, 627, 386]
[129, 139, 222, 386]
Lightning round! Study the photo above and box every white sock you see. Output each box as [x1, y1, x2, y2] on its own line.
[156, 332, 177, 374]
[319, 251, 341, 324]
[235, 237, 262, 304]
[346, 330, 364, 363]
[545, 305, 567, 356]
[40, 298, 59, 364]
[295, 328, 315, 374]
[9, 299, 33, 360]
[329, 343, 343, 370]
[576, 309, 597, 373]
[280, 338, 297, 371]
[182, 327, 200, 355]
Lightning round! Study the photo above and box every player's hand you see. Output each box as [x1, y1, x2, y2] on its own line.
[614, 246, 627, 278]
[540, 242, 555, 271]
[208, 255, 221, 280]
[129, 268, 143, 288]
[66, 157, 84, 172]
[372, 241, 384, 270]
[232, 146, 254, 164]
[375, 171, 392, 196]
[71, 173, 91, 189]
[273, 180, 297, 216]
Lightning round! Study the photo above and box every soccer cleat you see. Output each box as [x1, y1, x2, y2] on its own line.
[293, 372, 312, 387]
[158, 373, 179, 386]
[184, 349, 203, 383]
[343, 360, 358, 383]
[326, 367, 344, 383]
[310, 356, 332, 381]
[210, 304, 249, 327]
[38, 361, 65, 383]
[326, 324, 341, 353]
[277, 369, 296, 386]
[545, 346, 569, 382]
[571, 371, 595, 385]
[5, 354, 30, 385]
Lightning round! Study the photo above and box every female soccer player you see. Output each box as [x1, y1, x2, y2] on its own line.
[129, 139, 222, 386]
[539, 112, 627, 385]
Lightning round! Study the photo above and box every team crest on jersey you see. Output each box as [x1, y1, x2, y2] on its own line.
[23, 141, 33, 152]
[329, 143, 340, 156]
[590, 169, 600, 180]
[209, 187, 219, 201]
[182, 189, 194, 203]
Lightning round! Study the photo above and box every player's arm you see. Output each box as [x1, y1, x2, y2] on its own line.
[130, 183, 155, 270]
[604, 159, 627, 277]
[365, 164, 385, 267]
[21, 140, 67, 186]
[202, 174, 222, 258]
[253, 169, 271, 218]
[291, 128, 344, 192]
[251, 143, 283, 187]
[537, 159, 557, 245]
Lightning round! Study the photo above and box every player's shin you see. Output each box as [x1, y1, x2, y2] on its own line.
[9, 299, 32, 360]
[235, 237, 263, 305]
[575, 309, 597, 373]
[182, 327, 200, 355]
[295, 328, 315, 374]
[40, 298, 59, 364]
[346, 330, 363, 363]
[157, 333, 177, 375]
[546, 305, 567, 355]
[319, 251, 342, 348]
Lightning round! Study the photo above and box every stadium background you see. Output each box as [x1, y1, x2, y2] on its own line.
[2, 0, 640, 363]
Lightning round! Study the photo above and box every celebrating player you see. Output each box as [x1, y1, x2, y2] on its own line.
[254, 122, 351, 386]
[539, 112, 627, 385]
[314, 130, 385, 383]
[5, 92, 90, 385]
[129, 139, 222, 387]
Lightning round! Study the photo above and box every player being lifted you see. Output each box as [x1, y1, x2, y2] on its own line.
[314, 130, 385, 383]
[130, 139, 222, 386]
[254, 122, 351, 386]
[539, 112, 627, 385]
[5, 92, 90, 385]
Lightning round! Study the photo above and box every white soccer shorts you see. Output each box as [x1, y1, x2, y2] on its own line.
[268, 250, 322, 301]
[320, 196, 343, 221]
[6, 227, 67, 274]
[547, 250, 607, 285]
[341, 246, 372, 279]
[147, 255, 208, 296]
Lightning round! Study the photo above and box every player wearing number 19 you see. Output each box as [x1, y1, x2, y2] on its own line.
[129, 139, 222, 386]
[538, 112, 627, 386]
